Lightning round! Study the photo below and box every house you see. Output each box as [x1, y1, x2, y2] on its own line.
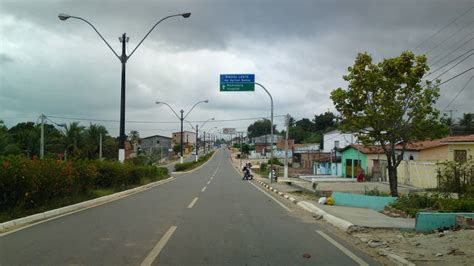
[250, 134, 284, 155]
[139, 135, 173, 158]
[323, 130, 358, 153]
[408, 134, 474, 162]
[172, 131, 197, 147]
[341, 145, 386, 178]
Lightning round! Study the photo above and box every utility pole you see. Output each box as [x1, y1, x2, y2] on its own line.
[180, 109, 184, 163]
[284, 114, 290, 178]
[99, 133, 103, 160]
[40, 114, 45, 159]
[203, 131, 206, 154]
[240, 132, 243, 168]
[195, 125, 199, 162]
[446, 109, 457, 135]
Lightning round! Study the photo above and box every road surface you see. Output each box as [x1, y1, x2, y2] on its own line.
[0, 149, 377, 265]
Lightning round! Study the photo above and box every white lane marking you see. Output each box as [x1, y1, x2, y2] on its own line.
[187, 197, 199, 208]
[248, 181, 292, 212]
[141, 226, 177, 266]
[210, 176, 214, 180]
[207, 180, 211, 185]
[316, 230, 369, 266]
[201, 186, 207, 192]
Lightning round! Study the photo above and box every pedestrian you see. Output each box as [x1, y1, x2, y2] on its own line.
[272, 168, 278, 182]
[242, 164, 248, 180]
[357, 168, 365, 182]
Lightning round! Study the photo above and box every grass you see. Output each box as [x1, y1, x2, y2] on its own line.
[289, 191, 319, 201]
[0, 176, 168, 223]
[174, 152, 214, 172]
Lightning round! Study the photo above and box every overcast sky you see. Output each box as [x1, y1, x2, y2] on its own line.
[1, 0, 473, 138]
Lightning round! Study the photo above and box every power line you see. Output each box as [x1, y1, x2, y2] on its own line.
[429, 34, 474, 67]
[414, 6, 474, 51]
[425, 49, 474, 78]
[424, 21, 474, 55]
[439, 67, 474, 86]
[442, 76, 473, 111]
[429, 52, 474, 81]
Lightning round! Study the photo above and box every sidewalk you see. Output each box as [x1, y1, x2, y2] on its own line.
[229, 151, 415, 230]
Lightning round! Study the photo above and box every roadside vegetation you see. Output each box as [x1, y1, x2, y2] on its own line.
[0, 155, 168, 222]
[174, 151, 214, 172]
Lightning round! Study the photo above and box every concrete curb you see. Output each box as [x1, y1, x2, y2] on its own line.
[171, 150, 218, 175]
[252, 178, 355, 231]
[0, 176, 175, 233]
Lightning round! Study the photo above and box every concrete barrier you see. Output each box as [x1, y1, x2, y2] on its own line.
[415, 212, 474, 232]
[332, 192, 397, 211]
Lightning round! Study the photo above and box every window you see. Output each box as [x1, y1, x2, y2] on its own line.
[334, 140, 340, 148]
[454, 150, 467, 163]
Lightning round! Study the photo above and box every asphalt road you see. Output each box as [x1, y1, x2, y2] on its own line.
[0, 149, 377, 265]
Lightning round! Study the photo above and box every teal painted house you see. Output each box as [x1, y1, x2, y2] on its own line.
[341, 145, 384, 178]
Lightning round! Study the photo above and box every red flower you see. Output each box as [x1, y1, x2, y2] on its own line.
[2, 161, 10, 168]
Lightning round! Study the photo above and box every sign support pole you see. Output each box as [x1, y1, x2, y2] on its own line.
[255, 82, 274, 182]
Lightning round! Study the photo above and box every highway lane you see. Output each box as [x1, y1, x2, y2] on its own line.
[0, 149, 377, 265]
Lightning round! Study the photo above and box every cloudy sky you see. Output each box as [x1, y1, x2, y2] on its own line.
[1, 0, 473, 138]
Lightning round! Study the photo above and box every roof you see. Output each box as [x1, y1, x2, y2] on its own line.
[172, 131, 196, 135]
[141, 134, 172, 140]
[440, 134, 474, 143]
[343, 144, 385, 154]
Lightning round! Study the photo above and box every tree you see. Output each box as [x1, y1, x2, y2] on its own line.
[458, 113, 474, 134]
[0, 120, 21, 155]
[64, 122, 85, 158]
[83, 124, 108, 159]
[314, 112, 337, 131]
[8, 122, 40, 157]
[247, 119, 277, 138]
[331, 51, 448, 196]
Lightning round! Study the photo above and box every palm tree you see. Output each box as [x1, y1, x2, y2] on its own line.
[84, 123, 108, 159]
[63, 122, 85, 158]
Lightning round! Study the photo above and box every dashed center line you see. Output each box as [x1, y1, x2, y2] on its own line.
[201, 186, 207, 192]
[141, 226, 177, 266]
[187, 197, 199, 208]
[207, 180, 211, 185]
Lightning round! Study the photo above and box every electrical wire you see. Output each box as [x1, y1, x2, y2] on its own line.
[414, 6, 474, 51]
[424, 21, 474, 55]
[442, 76, 473, 111]
[439, 67, 474, 86]
[429, 52, 474, 81]
[425, 49, 473, 78]
[429, 34, 474, 67]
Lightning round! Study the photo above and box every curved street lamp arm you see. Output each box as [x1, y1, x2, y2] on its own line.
[70, 16, 121, 60]
[199, 118, 214, 130]
[128, 14, 182, 60]
[184, 100, 206, 119]
[157, 102, 181, 120]
[185, 120, 196, 130]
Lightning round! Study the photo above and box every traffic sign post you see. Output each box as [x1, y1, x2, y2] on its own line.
[218, 74, 274, 182]
[220, 74, 255, 91]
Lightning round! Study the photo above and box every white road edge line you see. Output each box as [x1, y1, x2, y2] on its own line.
[201, 186, 207, 192]
[141, 226, 177, 266]
[248, 181, 292, 212]
[316, 230, 369, 266]
[187, 197, 199, 208]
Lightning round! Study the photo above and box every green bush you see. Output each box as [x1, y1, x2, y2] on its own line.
[437, 160, 474, 198]
[175, 162, 194, 171]
[391, 193, 474, 217]
[0, 155, 169, 218]
[260, 162, 267, 172]
[268, 157, 284, 166]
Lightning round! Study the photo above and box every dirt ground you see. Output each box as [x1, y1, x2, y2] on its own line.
[350, 228, 474, 265]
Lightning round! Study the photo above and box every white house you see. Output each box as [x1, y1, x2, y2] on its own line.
[323, 130, 358, 152]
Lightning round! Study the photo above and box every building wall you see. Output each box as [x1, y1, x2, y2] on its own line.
[446, 143, 474, 162]
[341, 147, 367, 178]
[140, 136, 172, 156]
[419, 146, 448, 161]
[172, 131, 197, 145]
[323, 131, 358, 152]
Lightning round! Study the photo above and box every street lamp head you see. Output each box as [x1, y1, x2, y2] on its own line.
[181, 12, 191, 18]
[58, 13, 71, 21]
[204, 100, 209, 103]
[155, 101, 161, 105]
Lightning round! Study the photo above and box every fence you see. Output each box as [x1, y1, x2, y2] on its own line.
[395, 161, 439, 188]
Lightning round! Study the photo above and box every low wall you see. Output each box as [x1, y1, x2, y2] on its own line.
[415, 212, 474, 232]
[332, 192, 397, 211]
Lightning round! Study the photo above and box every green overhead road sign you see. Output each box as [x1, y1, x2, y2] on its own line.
[220, 83, 254, 91]
[220, 74, 255, 91]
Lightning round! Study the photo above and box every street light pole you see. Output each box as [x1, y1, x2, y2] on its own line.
[58, 12, 191, 162]
[180, 109, 184, 163]
[255, 82, 274, 182]
[195, 125, 199, 162]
